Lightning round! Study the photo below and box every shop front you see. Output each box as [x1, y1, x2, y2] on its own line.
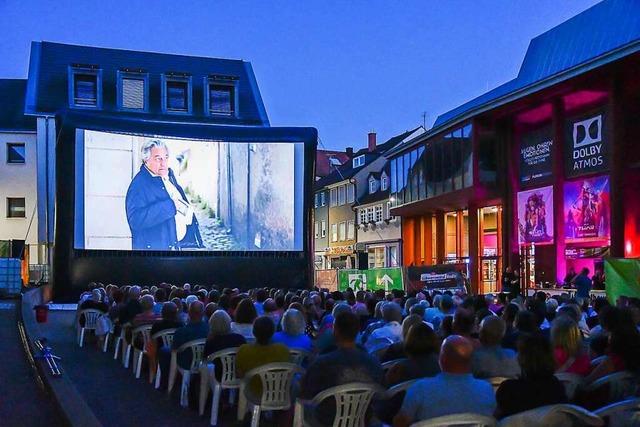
[325, 245, 356, 269]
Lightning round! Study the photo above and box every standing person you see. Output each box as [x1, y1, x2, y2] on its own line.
[574, 268, 592, 299]
[125, 139, 203, 250]
[592, 268, 605, 290]
[563, 267, 577, 287]
[502, 268, 515, 294]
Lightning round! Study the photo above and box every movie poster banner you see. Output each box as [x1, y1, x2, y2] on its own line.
[519, 126, 553, 185]
[564, 175, 610, 242]
[517, 186, 554, 245]
[565, 110, 609, 178]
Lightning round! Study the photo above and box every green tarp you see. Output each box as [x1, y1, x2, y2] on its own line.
[0, 241, 9, 258]
[604, 258, 640, 304]
[337, 268, 403, 292]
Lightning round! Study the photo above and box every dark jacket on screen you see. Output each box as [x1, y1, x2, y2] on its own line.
[125, 165, 203, 250]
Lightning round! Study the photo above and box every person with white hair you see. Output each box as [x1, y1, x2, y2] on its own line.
[125, 139, 203, 250]
[272, 308, 312, 352]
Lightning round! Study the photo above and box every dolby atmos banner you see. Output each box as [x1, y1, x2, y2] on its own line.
[565, 110, 609, 178]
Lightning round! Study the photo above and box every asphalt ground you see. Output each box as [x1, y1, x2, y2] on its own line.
[37, 309, 250, 427]
[0, 299, 64, 427]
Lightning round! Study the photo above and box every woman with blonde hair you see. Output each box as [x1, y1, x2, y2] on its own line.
[551, 314, 590, 375]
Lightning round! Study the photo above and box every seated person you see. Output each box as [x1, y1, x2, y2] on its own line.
[393, 335, 496, 426]
[204, 309, 246, 382]
[380, 314, 423, 363]
[148, 302, 182, 379]
[79, 289, 108, 326]
[365, 303, 403, 354]
[495, 332, 568, 419]
[272, 308, 312, 352]
[231, 299, 257, 341]
[550, 315, 590, 376]
[133, 295, 161, 327]
[299, 311, 384, 427]
[472, 316, 520, 379]
[236, 316, 290, 397]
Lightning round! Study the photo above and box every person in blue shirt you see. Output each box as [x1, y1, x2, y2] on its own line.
[574, 267, 593, 299]
[272, 308, 312, 352]
[393, 335, 496, 426]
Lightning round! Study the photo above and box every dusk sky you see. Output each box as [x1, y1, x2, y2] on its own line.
[1, 1, 601, 150]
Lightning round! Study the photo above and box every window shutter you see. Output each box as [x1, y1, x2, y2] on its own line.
[167, 81, 188, 111]
[210, 87, 233, 114]
[122, 78, 145, 109]
[74, 74, 97, 106]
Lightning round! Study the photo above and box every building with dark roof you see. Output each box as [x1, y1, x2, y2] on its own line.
[314, 128, 423, 271]
[6, 41, 317, 299]
[387, 0, 640, 294]
[0, 79, 39, 265]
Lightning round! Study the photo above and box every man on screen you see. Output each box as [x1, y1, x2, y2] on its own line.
[125, 139, 203, 250]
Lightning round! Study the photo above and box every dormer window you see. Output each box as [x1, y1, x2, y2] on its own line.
[353, 155, 365, 168]
[69, 65, 102, 109]
[369, 177, 378, 194]
[118, 70, 148, 111]
[381, 173, 388, 191]
[162, 73, 192, 114]
[206, 75, 238, 117]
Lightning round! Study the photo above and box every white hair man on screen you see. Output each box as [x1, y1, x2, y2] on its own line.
[125, 139, 203, 250]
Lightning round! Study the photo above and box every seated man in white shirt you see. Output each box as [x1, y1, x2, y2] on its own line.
[365, 302, 403, 354]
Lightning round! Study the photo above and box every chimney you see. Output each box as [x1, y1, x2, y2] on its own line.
[368, 132, 377, 152]
[345, 147, 353, 157]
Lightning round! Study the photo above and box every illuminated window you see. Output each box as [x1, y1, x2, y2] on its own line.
[321, 220, 326, 238]
[346, 184, 355, 203]
[339, 221, 346, 241]
[338, 186, 346, 205]
[314, 221, 319, 239]
[347, 220, 355, 240]
[330, 188, 337, 206]
[331, 223, 338, 242]
[375, 204, 383, 222]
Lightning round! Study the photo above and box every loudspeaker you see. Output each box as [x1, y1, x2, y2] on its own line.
[10, 240, 25, 259]
[358, 252, 369, 270]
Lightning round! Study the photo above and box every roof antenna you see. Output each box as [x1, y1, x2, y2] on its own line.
[422, 111, 427, 129]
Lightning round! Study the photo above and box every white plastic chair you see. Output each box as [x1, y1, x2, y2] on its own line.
[497, 404, 603, 427]
[76, 309, 103, 347]
[555, 373, 586, 402]
[594, 398, 640, 427]
[290, 348, 314, 366]
[381, 358, 408, 373]
[198, 347, 241, 425]
[113, 326, 126, 361]
[293, 382, 386, 427]
[588, 371, 640, 405]
[102, 321, 115, 353]
[150, 328, 176, 387]
[486, 377, 510, 395]
[387, 378, 420, 399]
[411, 413, 497, 427]
[237, 362, 306, 427]
[168, 338, 206, 408]
[130, 324, 153, 379]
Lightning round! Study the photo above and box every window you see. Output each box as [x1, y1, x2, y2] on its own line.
[331, 223, 338, 242]
[207, 84, 235, 116]
[6, 198, 25, 218]
[314, 221, 319, 238]
[69, 66, 102, 108]
[6, 143, 25, 164]
[346, 184, 355, 203]
[339, 221, 346, 241]
[320, 192, 326, 206]
[366, 207, 374, 223]
[330, 188, 337, 206]
[321, 220, 326, 238]
[375, 204, 383, 222]
[338, 186, 346, 205]
[352, 155, 365, 168]
[314, 194, 319, 208]
[162, 74, 191, 113]
[381, 173, 388, 191]
[369, 178, 377, 194]
[359, 209, 367, 225]
[118, 71, 148, 111]
[347, 220, 355, 240]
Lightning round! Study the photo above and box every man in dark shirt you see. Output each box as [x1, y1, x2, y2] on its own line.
[299, 311, 384, 426]
[118, 286, 143, 325]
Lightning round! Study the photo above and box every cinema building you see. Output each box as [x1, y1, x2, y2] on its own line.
[387, 0, 640, 294]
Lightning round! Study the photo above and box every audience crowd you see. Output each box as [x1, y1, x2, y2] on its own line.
[76, 281, 640, 426]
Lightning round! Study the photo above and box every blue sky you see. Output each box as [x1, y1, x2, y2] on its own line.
[0, 0, 601, 150]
